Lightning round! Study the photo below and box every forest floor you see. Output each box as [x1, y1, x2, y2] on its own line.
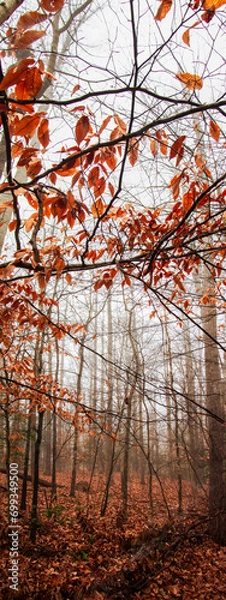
[0, 471, 226, 600]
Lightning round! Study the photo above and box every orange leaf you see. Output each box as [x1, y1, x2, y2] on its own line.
[176, 72, 203, 90]
[108, 182, 115, 196]
[75, 115, 89, 145]
[201, 10, 215, 22]
[9, 219, 17, 231]
[210, 119, 221, 142]
[13, 30, 46, 50]
[17, 11, 47, 31]
[24, 66, 43, 97]
[105, 151, 117, 170]
[128, 138, 139, 166]
[38, 118, 50, 148]
[17, 148, 39, 166]
[15, 80, 30, 100]
[0, 58, 35, 90]
[150, 138, 157, 157]
[114, 114, 127, 134]
[110, 126, 120, 141]
[182, 20, 199, 45]
[65, 273, 72, 285]
[182, 191, 193, 212]
[195, 153, 205, 170]
[37, 273, 46, 291]
[156, 129, 168, 155]
[92, 198, 106, 217]
[88, 166, 100, 188]
[24, 212, 37, 232]
[99, 115, 112, 135]
[94, 177, 106, 199]
[182, 29, 190, 46]
[174, 274, 186, 292]
[57, 157, 78, 176]
[169, 173, 183, 201]
[54, 256, 65, 272]
[24, 191, 38, 208]
[12, 88, 34, 112]
[49, 172, 57, 185]
[170, 135, 186, 160]
[155, 0, 172, 21]
[94, 280, 103, 291]
[12, 113, 43, 137]
[203, 0, 226, 8]
[26, 159, 42, 177]
[71, 83, 80, 95]
[40, 0, 65, 12]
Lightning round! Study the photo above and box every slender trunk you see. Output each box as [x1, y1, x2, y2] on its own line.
[52, 411, 57, 498]
[70, 340, 85, 497]
[30, 411, 44, 543]
[70, 422, 78, 497]
[165, 324, 183, 514]
[202, 266, 226, 544]
[121, 394, 131, 518]
[20, 409, 32, 511]
[105, 293, 113, 478]
[100, 438, 116, 517]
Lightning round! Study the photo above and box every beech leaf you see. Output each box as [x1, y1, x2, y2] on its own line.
[155, 0, 172, 21]
[40, 0, 65, 12]
[0, 58, 35, 90]
[209, 119, 221, 142]
[13, 30, 46, 50]
[24, 67, 43, 97]
[176, 72, 203, 90]
[17, 11, 47, 31]
[75, 115, 90, 145]
[38, 118, 50, 149]
[12, 114, 43, 137]
[182, 29, 190, 46]
[170, 135, 186, 160]
[203, 0, 226, 8]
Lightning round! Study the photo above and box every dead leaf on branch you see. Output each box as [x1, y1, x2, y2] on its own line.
[155, 0, 172, 21]
[176, 72, 203, 90]
[12, 113, 44, 138]
[23, 66, 43, 97]
[40, 0, 65, 12]
[75, 115, 90, 145]
[203, 0, 226, 9]
[11, 29, 46, 50]
[209, 119, 221, 143]
[182, 21, 200, 47]
[17, 11, 47, 31]
[0, 58, 35, 91]
[169, 136, 186, 161]
[128, 138, 139, 166]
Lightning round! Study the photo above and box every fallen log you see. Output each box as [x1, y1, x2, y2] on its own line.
[0, 467, 65, 488]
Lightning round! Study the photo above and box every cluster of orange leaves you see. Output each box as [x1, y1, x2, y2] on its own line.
[0, 0, 224, 301]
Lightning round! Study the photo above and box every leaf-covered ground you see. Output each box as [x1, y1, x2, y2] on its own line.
[0, 472, 226, 599]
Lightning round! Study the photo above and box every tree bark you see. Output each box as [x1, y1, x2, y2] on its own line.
[202, 266, 226, 544]
[0, 0, 24, 26]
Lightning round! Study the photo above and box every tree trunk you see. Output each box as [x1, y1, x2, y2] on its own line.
[202, 266, 226, 544]
[0, 0, 24, 26]
[30, 411, 44, 543]
[70, 339, 85, 497]
[20, 410, 32, 510]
